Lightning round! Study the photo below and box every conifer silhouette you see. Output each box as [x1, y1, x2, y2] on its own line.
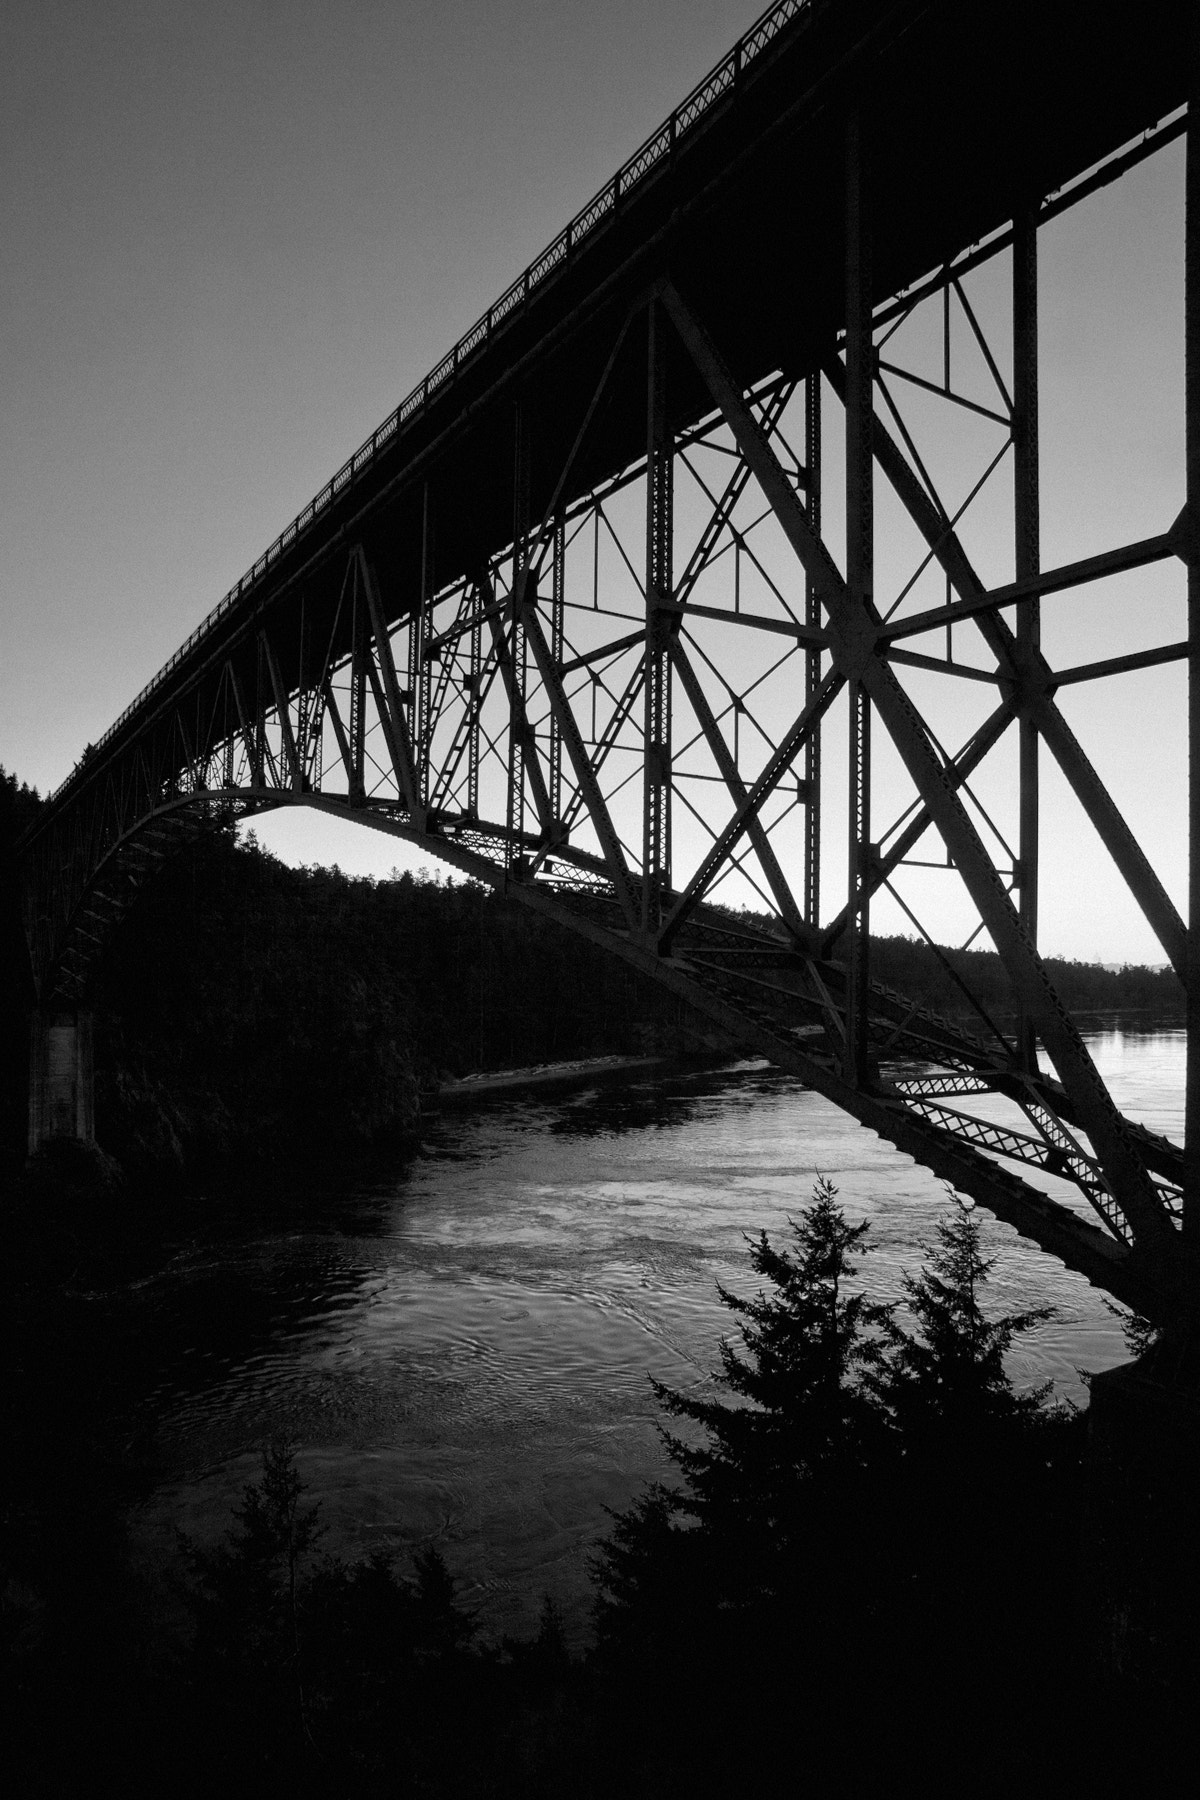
[594, 1176, 893, 1637]
[880, 1197, 1057, 1445]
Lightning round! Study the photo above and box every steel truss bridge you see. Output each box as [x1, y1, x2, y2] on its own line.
[18, 0, 1200, 1326]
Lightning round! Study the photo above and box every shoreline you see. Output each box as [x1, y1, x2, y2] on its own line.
[435, 1052, 679, 1103]
[432, 1008, 1188, 1106]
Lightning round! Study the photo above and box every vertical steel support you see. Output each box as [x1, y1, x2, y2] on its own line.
[1186, 29, 1200, 1245]
[418, 486, 432, 811]
[261, 630, 302, 793]
[1014, 206, 1041, 1074]
[349, 567, 367, 804]
[310, 695, 323, 792]
[511, 612, 530, 862]
[508, 407, 531, 870]
[468, 573, 482, 821]
[360, 551, 423, 825]
[550, 515, 565, 826]
[643, 300, 673, 940]
[252, 638, 267, 790]
[804, 369, 823, 927]
[407, 584, 421, 802]
[192, 691, 205, 791]
[845, 111, 873, 1085]
[296, 594, 309, 787]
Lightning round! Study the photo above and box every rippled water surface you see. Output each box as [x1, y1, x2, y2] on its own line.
[129, 1030, 1183, 1642]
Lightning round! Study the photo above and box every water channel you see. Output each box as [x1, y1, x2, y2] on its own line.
[127, 1026, 1183, 1646]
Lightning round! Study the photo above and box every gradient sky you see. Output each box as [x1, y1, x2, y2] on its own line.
[0, 1, 1187, 962]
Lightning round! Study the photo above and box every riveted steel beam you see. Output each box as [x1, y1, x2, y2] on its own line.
[845, 110, 873, 1088]
[643, 298, 673, 941]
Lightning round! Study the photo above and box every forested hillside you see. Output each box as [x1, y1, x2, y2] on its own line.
[1, 767, 1183, 1190]
[88, 827, 705, 1187]
[869, 931, 1181, 1020]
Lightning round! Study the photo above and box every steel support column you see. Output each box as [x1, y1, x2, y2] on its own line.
[643, 300, 673, 940]
[295, 596, 310, 788]
[549, 516, 565, 827]
[1186, 26, 1200, 1242]
[468, 573, 483, 821]
[805, 369, 823, 928]
[348, 573, 367, 805]
[261, 630, 301, 793]
[507, 407, 531, 871]
[253, 642, 269, 790]
[1014, 205, 1041, 1073]
[487, 578, 553, 843]
[417, 485, 433, 812]
[845, 112, 873, 1086]
[359, 550, 423, 826]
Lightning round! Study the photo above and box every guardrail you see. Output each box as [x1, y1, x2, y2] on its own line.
[55, 0, 811, 801]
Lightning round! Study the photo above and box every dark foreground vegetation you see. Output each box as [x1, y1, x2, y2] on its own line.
[2, 1184, 1190, 1794]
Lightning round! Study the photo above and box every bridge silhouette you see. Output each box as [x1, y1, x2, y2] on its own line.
[17, 0, 1198, 1328]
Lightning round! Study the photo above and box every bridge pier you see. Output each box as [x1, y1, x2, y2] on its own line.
[27, 1008, 94, 1153]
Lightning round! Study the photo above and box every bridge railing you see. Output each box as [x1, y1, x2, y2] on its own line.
[53, 0, 811, 804]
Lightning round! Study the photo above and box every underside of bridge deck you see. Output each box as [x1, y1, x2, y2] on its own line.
[17, 0, 1200, 1328]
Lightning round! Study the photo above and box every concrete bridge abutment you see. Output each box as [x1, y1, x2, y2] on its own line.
[27, 1008, 95, 1154]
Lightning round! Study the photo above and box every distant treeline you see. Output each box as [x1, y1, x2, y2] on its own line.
[0, 764, 1183, 1187]
[869, 931, 1182, 1022]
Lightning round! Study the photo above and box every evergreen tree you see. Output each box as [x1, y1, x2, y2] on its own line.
[176, 1443, 481, 1789]
[0, 767, 42, 1162]
[1103, 1298, 1160, 1361]
[594, 1177, 893, 1639]
[0, 764, 44, 848]
[870, 1198, 1082, 1717]
[179, 1439, 326, 1690]
[880, 1196, 1057, 1447]
[655, 1175, 892, 1515]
